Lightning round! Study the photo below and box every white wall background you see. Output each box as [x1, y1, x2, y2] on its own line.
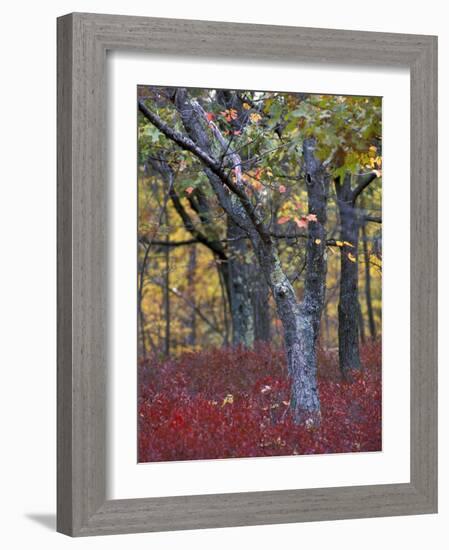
[0, 1, 445, 548]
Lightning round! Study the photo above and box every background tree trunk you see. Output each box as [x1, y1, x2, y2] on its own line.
[361, 213, 377, 340]
[226, 218, 254, 347]
[358, 299, 366, 344]
[335, 174, 361, 377]
[186, 246, 197, 346]
[163, 204, 170, 358]
[334, 171, 378, 377]
[251, 271, 271, 342]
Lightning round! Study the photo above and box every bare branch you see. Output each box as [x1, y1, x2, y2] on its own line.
[351, 172, 378, 203]
[138, 99, 269, 242]
[363, 215, 382, 224]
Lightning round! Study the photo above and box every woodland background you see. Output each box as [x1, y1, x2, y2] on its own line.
[137, 87, 382, 460]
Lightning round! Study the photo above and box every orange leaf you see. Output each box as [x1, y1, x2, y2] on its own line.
[306, 213, 318, 222]
[185, 186, 194, 195]
[221, 109, 238, 122]
[253, 168, 263, 180]
[294, 216, 308, 229]
[205, 112, 215, 122]
[277, 216, 290, 225]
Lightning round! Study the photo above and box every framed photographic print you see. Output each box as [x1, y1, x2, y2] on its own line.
[57, 12, 437, 536]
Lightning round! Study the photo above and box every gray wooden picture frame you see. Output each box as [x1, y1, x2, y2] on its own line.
[57, 12, 438, 537]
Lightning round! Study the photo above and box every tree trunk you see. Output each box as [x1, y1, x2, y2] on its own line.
[302, 138, 329, 345]
[358, 299, 366, 344]
[254, 237, 320, 424]
[163, 206, 170, 358]
[361, 214, 377, 340]
[251, 271, 271, 342]
[138, 243, 151, 359]
[252, 137, 328, 424]
[186, 246, 197, 346]
[335, 174, 361, 377]
[226, 218, 254, 347]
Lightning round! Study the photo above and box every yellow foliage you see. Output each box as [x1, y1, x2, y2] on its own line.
[249, 112, 262, 123]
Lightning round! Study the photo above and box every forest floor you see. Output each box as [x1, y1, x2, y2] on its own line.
[138, 341, 382, 462]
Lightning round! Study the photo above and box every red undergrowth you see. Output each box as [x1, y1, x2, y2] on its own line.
[138, 341, 381, 462]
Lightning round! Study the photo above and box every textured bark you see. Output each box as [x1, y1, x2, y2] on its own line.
[358, 299, 366, 344]
[227, 218, 254, 347]
[251, 272, 271, 342]
[186, 246, 197, 346]
[248, 138, 328, 423]
[253, 237, 320, 424]
[138, 243, 151, 358]
[336, 175, 361, 376]
[361, 215, 377, 340]
[163, 204, 170, 358]
[335, 171, 379, 377]
[301, 138, 329, 345]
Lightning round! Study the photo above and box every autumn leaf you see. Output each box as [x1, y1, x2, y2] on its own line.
[205, 112, 215, 122]
[185, 186, 194, 195]
[250, 112, 262, 123]
[279, 185, 286, 193]
[294, 216, 308, 229]
[222, 393, 234, 407]
[253, 167, 263, 180]
[242, 102, 251, 110]
[277, 216, 290, 225]
[306, 213, 318, 222]
[348, 252, 357, 262]
[221, 108, 238, 122]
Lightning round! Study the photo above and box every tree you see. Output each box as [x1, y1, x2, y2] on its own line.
[335, 171, 378, 377]
[138, 90, 329, 424]
[360, 196, 378, 340]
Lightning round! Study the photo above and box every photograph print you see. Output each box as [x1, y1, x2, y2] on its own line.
[137, 86, 382, 462]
